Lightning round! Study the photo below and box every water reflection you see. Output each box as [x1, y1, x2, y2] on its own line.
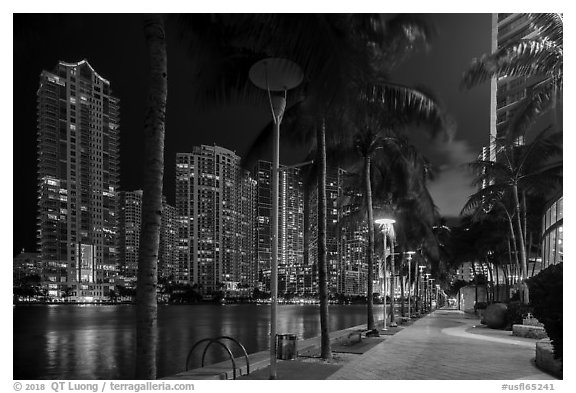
[14, 304, 381, 379]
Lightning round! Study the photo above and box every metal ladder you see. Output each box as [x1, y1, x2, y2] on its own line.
[185, 336, 250, 380]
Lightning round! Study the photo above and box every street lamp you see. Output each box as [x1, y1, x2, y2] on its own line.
[424, 273, 431, 312]
[375, 218, 395, 331]
[249, 58, 303, 380]
[418, 265, 426, 313]
[405, 251, 415, 319]
[429, 278, 435, 311]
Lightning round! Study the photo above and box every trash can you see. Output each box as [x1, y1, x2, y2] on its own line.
[276, 333, 297, 360]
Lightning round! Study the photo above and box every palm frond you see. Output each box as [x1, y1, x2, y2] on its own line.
[514, 127, 562, 176]
[508, 78, 560, 139]
[468, 159, 512, 185]
[519, 162, 563, 195]
[461, 183, 509, 215]
[461, 38, 562, 89]
[359, 82, 448, 138]
[528, 13, 563, 46]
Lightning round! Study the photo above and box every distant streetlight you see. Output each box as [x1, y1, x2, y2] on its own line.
[429, 278, 435, 311]
[249, 57, 303, 380]
[418, 266, 426, 312]
[424, 273, 431, 312]
[375, 218, 395, 331]
[405, 251, 416, 319]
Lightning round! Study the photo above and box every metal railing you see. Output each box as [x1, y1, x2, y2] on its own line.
[185, 336, 250, 380]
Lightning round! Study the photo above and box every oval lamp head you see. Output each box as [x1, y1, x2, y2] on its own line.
[374, 218, 395, 226]
[249, 58, 303, 92]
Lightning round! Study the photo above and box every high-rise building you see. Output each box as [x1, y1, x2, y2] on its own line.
[307, 167, 346, 295]
[340, 186, 369, 296]
[253, 161, 272, 290]
[340, 225, 369, 296]
[254, 161, 305, 294]
[176, 145, 255, 295]
[118, 190, 143, 285]
[278, 167, 305, 295]
[239, 173, 257, 290]
[118, 191, 179, 284]
[490, 14, 542, 160]
[159, 196, 179, 281]
[37, 60, 120, 301]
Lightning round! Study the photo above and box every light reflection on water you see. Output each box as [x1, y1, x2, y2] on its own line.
[14, 303, 383, 380]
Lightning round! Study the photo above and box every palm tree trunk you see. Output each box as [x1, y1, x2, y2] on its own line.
[512, 184, 529, 304]
[136, 14, 167, 380]
[485, 259, 494, 303]
[364, 155, 375, 330]
[316, 118, 332, 359]
[400, 271, 405, 317]
[522, 191, 527, 253]
[526, 231, 533, 278]
[505, 212, 521, 285]
[502, 263, 509, 300]
[495, 263, 500, 302]
[390, 239, 395, 323]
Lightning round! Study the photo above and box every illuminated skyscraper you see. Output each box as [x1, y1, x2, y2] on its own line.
[254, 161, 305, 294]
[118, 190, 143, 285]
[159, 196, 179, 281]
[176, 146, 256, 295]
[37, 60, 120, 300]
[490, 13, 541, 160]
[118, 191, 178, 285]
[307, 167, 346, 295]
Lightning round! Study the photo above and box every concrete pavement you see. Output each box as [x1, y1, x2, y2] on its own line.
[328, 309, 556, 380]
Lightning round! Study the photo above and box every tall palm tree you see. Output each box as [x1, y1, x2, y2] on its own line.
[462, 13, 563, 140]
[136, 14, 167, 380]
[352, 89, 446, 327]
[237, 14, 436, 356]
[462, 128, 562, 303]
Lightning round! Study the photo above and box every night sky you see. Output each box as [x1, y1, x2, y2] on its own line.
[12, 13, 492, 255]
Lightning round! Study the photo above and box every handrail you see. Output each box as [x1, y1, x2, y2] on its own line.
[186, 336, 250, 380]
[201, 336, 250, 375]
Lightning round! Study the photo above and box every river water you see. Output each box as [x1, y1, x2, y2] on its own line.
[13, 303, 385, 380]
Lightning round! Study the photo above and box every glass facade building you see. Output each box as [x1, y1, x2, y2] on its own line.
[37, 60, 119, 300]
[176, 146, 256, 294]
[542, 195, 563, 268]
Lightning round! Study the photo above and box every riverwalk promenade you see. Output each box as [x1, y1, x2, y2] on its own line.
[167, 309, 558, 380]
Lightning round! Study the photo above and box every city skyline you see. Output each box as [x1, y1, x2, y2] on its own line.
[13, 13, 493, 255]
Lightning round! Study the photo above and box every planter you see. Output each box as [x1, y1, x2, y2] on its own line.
[535, 339, 562, 378]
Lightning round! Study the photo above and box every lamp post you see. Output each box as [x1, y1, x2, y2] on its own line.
[418, 265, 425, 313]
[429, 278, 435, 311]
[406, 251, 415, 319]
[424, 273, 430, 312]
[249, 58, 303, 380]
[375, 218, 395, 331]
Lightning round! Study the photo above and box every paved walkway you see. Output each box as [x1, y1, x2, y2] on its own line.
[328, 309, 556, 380]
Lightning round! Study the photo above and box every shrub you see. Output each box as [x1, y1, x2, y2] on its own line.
[527, 263, 563, 359]
[504, 300, 533, 330]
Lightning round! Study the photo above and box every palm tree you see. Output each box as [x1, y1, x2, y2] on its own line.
[354, 88, 447, 326]
[462, 128, 562, 303]
[135, 14, 167, 380]
[462, 13, 563, 140]
[236, 14, 437, 357]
